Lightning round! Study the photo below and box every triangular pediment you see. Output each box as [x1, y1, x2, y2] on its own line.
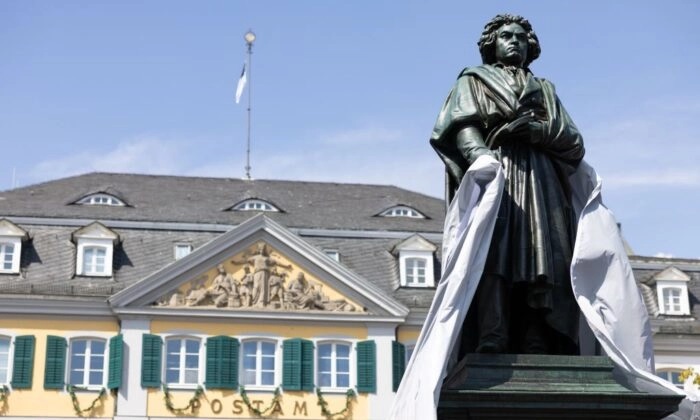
[0, 219, 28, 239]
[72, 222, 119, 242]
[393, 234, 437, 253]
[652, 266, 691, 283]
[110, 215, 408, 319]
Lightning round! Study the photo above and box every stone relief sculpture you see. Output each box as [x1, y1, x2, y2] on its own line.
[156, 243, 358, 312]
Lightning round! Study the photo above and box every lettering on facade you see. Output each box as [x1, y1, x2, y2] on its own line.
[180, 397, 322, 417]
[294, 401, 308, 416]
[232, 399, 244, 415]
[155, 242, 359, 312]
[211, 399, 222, 414]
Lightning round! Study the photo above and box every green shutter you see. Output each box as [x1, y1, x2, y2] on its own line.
[107, 334, 124, 390]
[356, 340, 376, 393]
[44, 335, 67, 389]
[392, 341, 406, 392]
[282, 338, 302, 390]
[141, 334, 162, 388]
[206, 336, 222, 388]
[300, 339, 314, 391]
[10, 335, 35, 389]
[206, 336, 239, 390]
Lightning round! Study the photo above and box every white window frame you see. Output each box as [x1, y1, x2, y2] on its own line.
[76, 193, 125, 206]
[323, 249, 340, 262]
[174, 243, 193, 260]
[316, 340, 353, 393]
[405, 257, 427, 286]
[240, 338, 279, 390]
[163, 336, 203, 389]
[0, 335, 12, 386]
[67, 337, 108, 390]
[232, 199, 279, 212]
[76, 238, 114, 277]
[399, 251, 434, 288]
[0, 239, 21, 274]
[657, 281, 690, 316]
[379, 206, 425, 219]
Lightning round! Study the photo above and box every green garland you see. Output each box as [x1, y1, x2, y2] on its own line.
[0, 385, 9, 412]
[239, 386, 282, 417]
[316, 388, 356, 420]
[66, 385, 107, 417]
[162, 384, 204, 414]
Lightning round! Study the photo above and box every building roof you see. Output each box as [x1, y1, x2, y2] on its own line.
[0, 172, 444, 313]
[0, 172, 444, 233]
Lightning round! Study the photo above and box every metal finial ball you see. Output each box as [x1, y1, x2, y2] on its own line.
[244, 30, 256, 45]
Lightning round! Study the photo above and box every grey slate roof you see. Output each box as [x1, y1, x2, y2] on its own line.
[0, 172, 444, 233]
[0, 172, 445, 312]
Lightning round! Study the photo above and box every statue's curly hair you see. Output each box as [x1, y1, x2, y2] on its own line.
[478, 14, 541, 67]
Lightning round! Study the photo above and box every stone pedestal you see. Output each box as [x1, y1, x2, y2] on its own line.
[438, 354, 683, 419]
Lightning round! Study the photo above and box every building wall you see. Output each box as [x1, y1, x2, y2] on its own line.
[0, 315, 118, 418]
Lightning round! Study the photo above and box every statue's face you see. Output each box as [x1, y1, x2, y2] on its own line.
[494, 23, 528, 67]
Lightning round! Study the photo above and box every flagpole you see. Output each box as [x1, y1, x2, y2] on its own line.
[244, 30, 256, 180]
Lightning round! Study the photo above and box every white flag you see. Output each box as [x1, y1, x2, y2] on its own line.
[235, 62, 247, 104]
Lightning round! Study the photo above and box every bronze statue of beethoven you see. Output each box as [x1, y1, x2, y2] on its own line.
[431, 14, 585, 355]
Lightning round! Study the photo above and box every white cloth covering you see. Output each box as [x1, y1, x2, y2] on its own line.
[388, 155, 694, 420]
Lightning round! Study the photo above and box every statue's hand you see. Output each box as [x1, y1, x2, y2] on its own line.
[502, 114, 547, 145]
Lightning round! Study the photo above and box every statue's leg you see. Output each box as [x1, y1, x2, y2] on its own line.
[475, 273, 509, 353]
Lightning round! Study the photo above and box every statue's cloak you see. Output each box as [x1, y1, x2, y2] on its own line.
[388, 155, 695, 419]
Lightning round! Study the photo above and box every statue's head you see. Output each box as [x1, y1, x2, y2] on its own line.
[478, 14, 541, 68]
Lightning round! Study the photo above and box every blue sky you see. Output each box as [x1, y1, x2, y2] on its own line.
[1, 1, 699, 258]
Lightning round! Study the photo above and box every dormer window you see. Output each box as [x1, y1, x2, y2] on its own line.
[72, 222, 119, 277]
[76, 193, 125, 206]
[651, 267, 691, 316]
[394, 234, 437, 288]
[230, 199, 279, 212]
[174, 243, 193, 260]
[323, 249, 340, 262]
[662, 288, 682, 314]
[82, 246, 107, 275]
[405, 257, 427, 285]
[379, 206, 425, 219]
[0, 219, 28, 274]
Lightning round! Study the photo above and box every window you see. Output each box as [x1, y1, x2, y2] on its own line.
[405, 344, 415, 366]
[662, 287, 683, 314]
[0, 336, 9, 384]
[379, 206, 425, 219]
[69, 338, 106, 388]
[165, 337, 201, 386]
[657, 369, 684, 388]
[653, 267, 691, 316]
[242, 340, 276, 387]
[317, 342, 350, 389]
[231, 199, 279, 212]
[174, 243, 193, 260]
[73, 222, 118, 277]
[324, 249, 340, 262]
[76, 193, 125, 206]
[395, 234, 437, 288]
[405, 258, 427, 285]
[0, 219, 26, 274]
[82, 246, 107, 275]
[0, 243, 15, 272]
